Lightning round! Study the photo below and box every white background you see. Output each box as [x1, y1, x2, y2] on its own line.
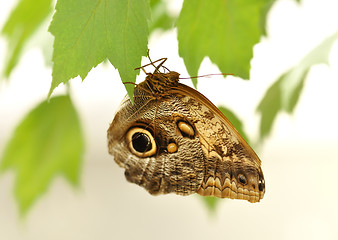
[1, 0, 338, 239]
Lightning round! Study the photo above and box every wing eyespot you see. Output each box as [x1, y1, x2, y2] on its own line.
[167, 142, 178, 153]
[177, 120, 195, 138]
[238, 174, 247, 185]
[126, 127, 157, 157]
[258, 180, 265, 192]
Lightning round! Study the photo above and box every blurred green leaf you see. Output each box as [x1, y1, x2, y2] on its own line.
[0, 95, 84, 215]
[201, 196, 220, 215]
[218, 105, 251, 145]
[48, 0, 150, 100]
[256, 78, 282, 142]
[260, 0, 276, 36]
[257, 31, 338, 141]
[1, 0, 53, 78]
[149, 0, 175, 32]
[177, 0, 267, 87]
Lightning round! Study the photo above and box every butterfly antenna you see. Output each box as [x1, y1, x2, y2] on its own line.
[146, 50, 166, 73]
[134, 50, 170, 75]
[153, 58, 167, 73]
[160, 65, 171, 73]
[134, 58, 167, 72]
[123, 82, 137, 86]
[179, 73, 234, 79]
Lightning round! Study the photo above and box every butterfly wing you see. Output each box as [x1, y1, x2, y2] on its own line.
[108, 82, 265, 202]
[108, 91, 205, 196]
[169, 83, 265, 202]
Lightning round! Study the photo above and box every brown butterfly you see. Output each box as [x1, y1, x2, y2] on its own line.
[107, 57, 265, 202]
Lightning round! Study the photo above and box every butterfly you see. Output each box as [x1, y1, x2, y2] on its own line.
[107, 57, 265, 202]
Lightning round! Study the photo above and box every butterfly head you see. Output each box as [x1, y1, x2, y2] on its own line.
[140, 71, 180, 94]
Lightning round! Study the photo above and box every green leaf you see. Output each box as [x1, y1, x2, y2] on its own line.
[260, 0, 276, 36]
[149, 0, 175, 32]
[256, 78, 282, 141]
[200, 196, 220, 215]
[0, 95, 84, 215]
[257, 31, 338, 141]
[1, 0, 53, 78]
[218, 105, 251, 145]
[48, 0, 151, 99]
[177, 0, 267, 86]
